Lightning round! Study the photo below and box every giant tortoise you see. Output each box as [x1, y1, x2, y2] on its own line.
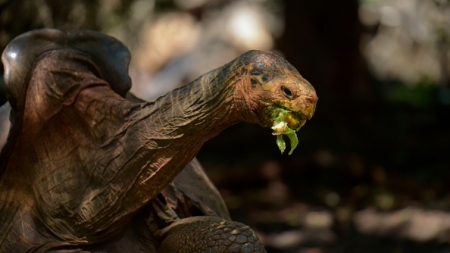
[0, 29, 317, 252]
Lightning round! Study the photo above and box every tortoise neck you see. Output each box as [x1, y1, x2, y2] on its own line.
[122, 64, 247, 207]
[152, 63, 242, 139]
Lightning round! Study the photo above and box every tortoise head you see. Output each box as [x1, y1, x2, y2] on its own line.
[235, 50, 318, 131]
[231, 50, 317, 154]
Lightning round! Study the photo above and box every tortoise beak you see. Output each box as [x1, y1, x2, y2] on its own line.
[285, 92, 317, 130]
[293, 92, 318, 122]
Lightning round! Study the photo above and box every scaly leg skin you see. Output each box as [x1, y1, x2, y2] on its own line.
[158, 216, 267, 253]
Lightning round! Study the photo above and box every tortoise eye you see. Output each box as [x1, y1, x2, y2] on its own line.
[281, 85, 294, 99]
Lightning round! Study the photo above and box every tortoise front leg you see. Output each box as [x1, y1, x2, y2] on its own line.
[157, 216, 266, 253]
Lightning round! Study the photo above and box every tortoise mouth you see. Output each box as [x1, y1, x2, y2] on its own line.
[268, 105, 309, 155]
[269, 105, 308, 131]
[266, 104, 313, 155]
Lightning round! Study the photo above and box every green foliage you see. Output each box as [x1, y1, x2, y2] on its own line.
[271, 107, 301, 155]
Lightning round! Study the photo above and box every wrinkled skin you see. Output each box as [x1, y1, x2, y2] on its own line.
[0, 29, 317, 252]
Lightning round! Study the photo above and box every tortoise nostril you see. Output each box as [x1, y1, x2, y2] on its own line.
[305, 95, 318, 104]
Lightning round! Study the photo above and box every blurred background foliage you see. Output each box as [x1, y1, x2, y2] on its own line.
[0, 0, 449, 252]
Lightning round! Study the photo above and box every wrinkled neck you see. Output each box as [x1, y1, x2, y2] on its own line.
[149, 64, 241, 140]
[120, 63, 245, 210]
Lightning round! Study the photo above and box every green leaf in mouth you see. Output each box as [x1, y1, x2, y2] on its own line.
[272, 123, 299, 155]
[271, 108, 301, 155]
[276, 135, 287, 154]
